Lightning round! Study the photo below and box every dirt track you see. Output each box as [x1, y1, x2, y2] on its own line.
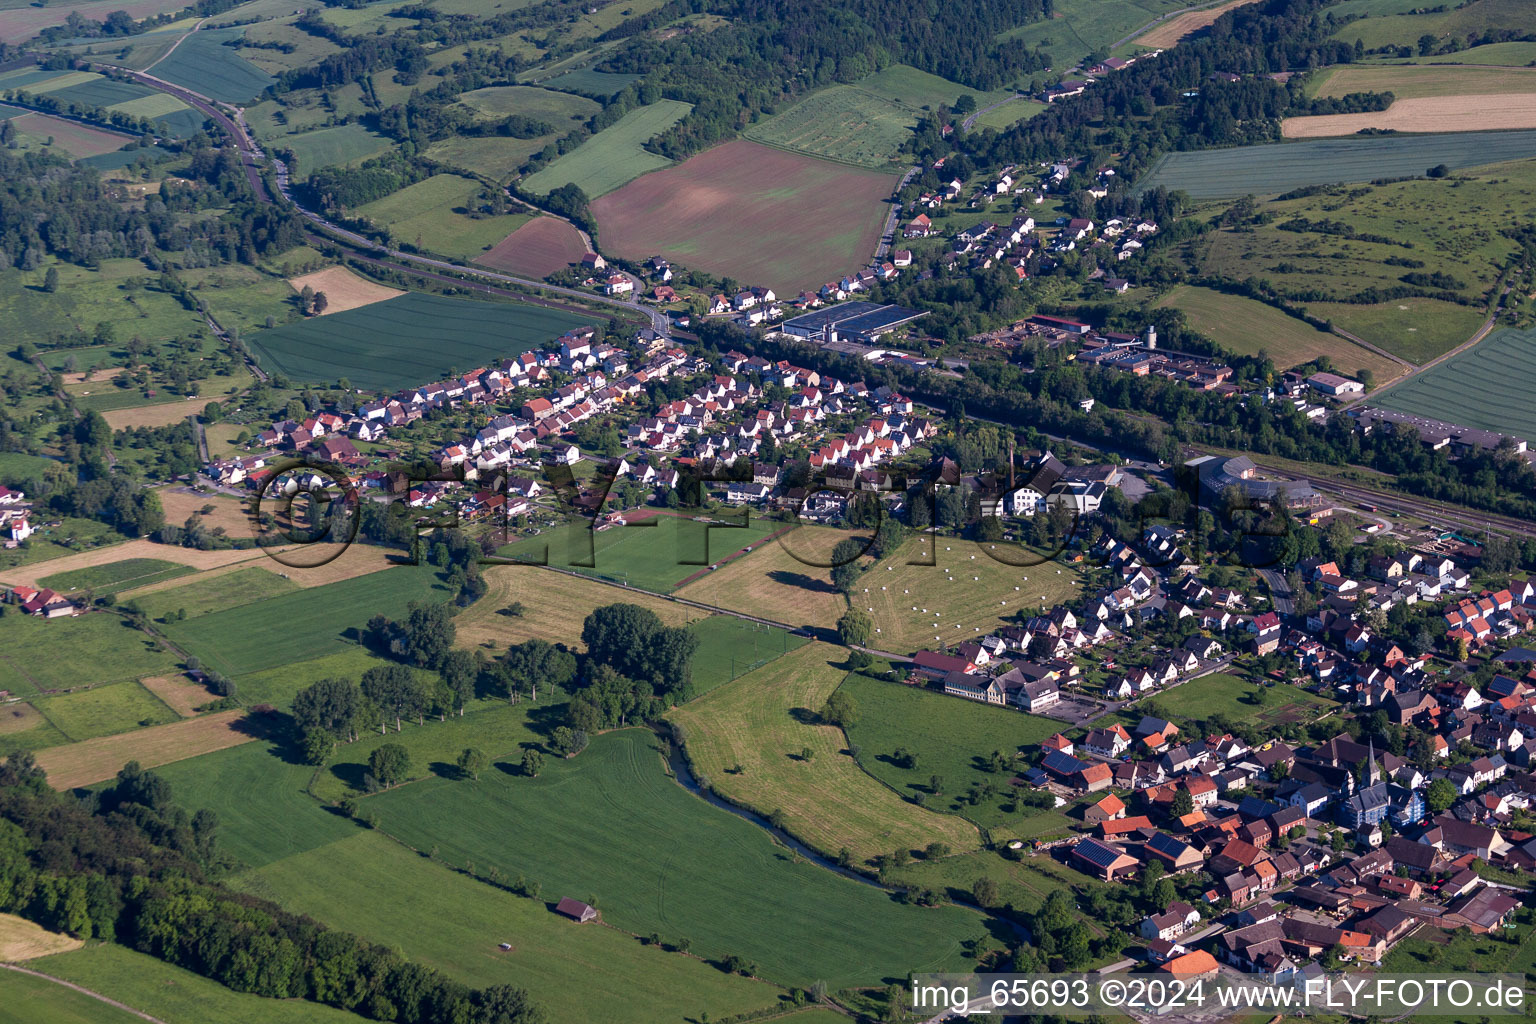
[1282, 93, 1536, 137]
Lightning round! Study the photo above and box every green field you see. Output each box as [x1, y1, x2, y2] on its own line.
[0, 519, 125, 574]
[0, 258, 203, 351]
[540, 68, 643, 96]
[228, 647, 410, 709]
[354, 173, 534, 259]
[458, 84, 600, 123]
[521, 100, 692, 197]
[995, 0, 1192, 74]
[282, 123, 392, 176]
[747, 65, 1010, 169]
[162, 567, 448, 677]
[30, 943, 377, 1024]
[973, 97, 1047, 131]
[147, 27, 275, 103]
[687, 614, 808, 696]
[839, 672, 1068, 833]
[36, 679, 179, 742]
[350, 728, 991, 988]
[132, 565, 297, 622]
[1144, 671, 1338, 728]
[1137, 130, 1536, 197]
[0, 968, 143, 1024]
[1307, 63, 1536, 101]
[1394, 41, 1536, 66]
[497, 511, 785, 592]
[0, 613, 177, 698]
[1328, 0, 1532, 51]
[1154, 285, 1405, 380]
[1373, 325, 1536, 440]
[243, 290, 597, 391]
[1307, 298, 1487, 364]
[40, 557, 196, 597]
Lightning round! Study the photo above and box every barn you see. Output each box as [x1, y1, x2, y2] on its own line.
[555, 897, 598, 923]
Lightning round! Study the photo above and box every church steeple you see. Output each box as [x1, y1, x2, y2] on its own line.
[1367, 738, 1380, 787]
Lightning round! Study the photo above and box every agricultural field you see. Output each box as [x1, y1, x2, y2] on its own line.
[671, 643, 981, 862]
[838, 672, 1071, 833]
[455, 563, 702, 654]
[1134, 0, 1260, 48]
[1308, 64, 1536, 101]
[497, 510, 786, 592]
[1373, 325, 1536, 440]
[457, 84, 599, 124]
[0, 0, 189, 44]
[593, 140, 899, 292]
[137, 674, 212, 717]
[40, 557, 196, 597]
[0, 914, 81, 962]
[0, 613, 177, 698]
[354, 174, 533, 259]
[131, 566, 298, 622]
[0, 703, 68, 759]
[687, 615, 808, 696]
[972, 97, 1047, 131]
[475, 216, 587, 277]
[0, 538, 265, 589]
[859, 536, 1086, 655]
[162, 566, 447, 677]
[538, 68, 643, 97]
[243, 290, 597, 392]
[675, 523, 850, 636]
[994, 0, 1192, 76]
[30, 943, 380, 1024]
[35, 679, 180, 743]
[1136, 129, 1536, 197]
[281, 124, 393, 176]
[1328, 0, 1532, 51]
[352, 728, 992, 988]
[1395, 41, 1536, 66]
[99, 397, 210, 430]
[146, 27, 275, 103]
[7, 112, 132, 159]
[520, 99, 692, 198]
[34, 708, 261, 789]
[236, 830, 784, 1023]
[1154, 285, 1407, 379]
[1144, 672, 1339, 728]
[423, 134, 556, 182]
[286, 265, 403, 314]
[1307, 298, 1486, 364]
[1282, 95, 1536, 137]
[226, 648, 406, 710]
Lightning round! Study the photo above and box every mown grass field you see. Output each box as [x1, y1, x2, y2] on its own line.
[237, 830, 785, 1023]
[132, 565, 298, 622]
[672, 643, 981, 863]
[354, 728, 991, 988]
[1142, 671, 1338, 728]
[1308, 64, 1536, 100]
[31, 943, 379, 1024]
[675, 523, 850, 635]
[355, 174, 533, 259]
[497, 511, 785, 593]
[40, 557, 195, 597]
[972, 97, 1046, 130]
[0, 969, 142, 1024]
[244, 290, 596, 391]
[0, 614, 176, 698]
[162, 566, 447, 678]
[282, 123, 392, 176]
[839, 673, 1068, 834]
[147, 27, 275, 103]
[34, 709, 260, 789]
[521, 99, 692, 198]
[593, 139, 898, 292]
[0, 913, 81, 962]
[1307, 298, 1486, 363]
[1137, 130, 1536, 197]
[1374, 325, 1536, 440]
[36, 680, 180, 742]
[687, 614, 808, 696]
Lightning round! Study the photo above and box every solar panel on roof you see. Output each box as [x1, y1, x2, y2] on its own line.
[1042, 750, 1087, 775]
[1076, 838, 1126, 869]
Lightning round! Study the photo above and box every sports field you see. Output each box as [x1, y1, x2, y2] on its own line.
[39, 557, 196, 597]
[838, 673, 1072, 832]
[351, 728, 990, 988]
[0, 613, 177, 697]
[355, 174, 533, 259]
[1154, 285, 1406, 379]
[593, 140, 898, 292]
[282, 123, 392, 175]
[243, 290, 597, 391]
[475, 216, 587, 277]
[521, 99, 692, 198]
[1373, 326, 1536, 440]
[675, 523, 850, 635]
[497, 510, 786, 592]
[687, 614, 808, 696]
[671, 643, 981, 861]
[147, 27, 275, 103]
[236, 830, 782, 1023]
[1136, 130, 1536, 197]
[34, 709, 261, 789]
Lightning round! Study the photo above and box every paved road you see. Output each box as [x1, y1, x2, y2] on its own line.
[1260, 568, 1294, 616]
[873, 165, 919, 262]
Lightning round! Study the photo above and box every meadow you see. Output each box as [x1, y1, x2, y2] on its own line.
[457, 84, 599, 124]
[243, 290, 597, 392]
[475, 216, 587, 277]
[539, 68, 643, 96]
[34, 708, 260, 789]
[228, 647, 412, 709]
[1136, 130, 1536, 197]
[147, 27, 275, 103]
[0, 258, 202, 351]
[1141, 671, 1338, 728]
[236, 830, 785, 1023]
[520, 99, 692, 198]
[888, 845, 1108, 917]
[1307, 298, 1486, 364]
[353, 728, 992, 988]
[35, 680, 180, 742]
[496, 510, 786, 592]
[592, 140, 898, 292]
[972, 97, 1046, 131]
[162, 566, 448, 677]
[687, 614, 808, 696]
[671, 643, 980, 862]
[0, 613, 177, 697]
[0, 969, 143, 1024]
[1154, 285, 1406, 378]
[838, 672, 1068, 833]
[1373, 325, 1536, 440]
[675, 523, 850, 636]
[1308, 64, 1536, 101]
[423, 134, 556, 182]
[0, 704, 69, 758]
[131, 565, 298, 622]
[40, 557, 195, 597]
[354, 174, 533, 259]
[1328, 0, 1531, 51]
[282, 123, 392, 176]
[994, 0, 1192, 75]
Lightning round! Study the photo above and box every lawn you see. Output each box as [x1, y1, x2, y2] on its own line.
[243, 290, 597, 392]
[675, 523, 851, 636]
[1137, 130, 1536, 197]
[1143, 671, 1337, 729]
[355, 174, 534, 260]
[1306, 299, 1486, 364]
[1154, 285, 1406, 380]
[669, 643, 980, 863]
[0, 613, 177, 698]
[30, 943, 378, 1024]
[39, 557, 196, 597]
[236, 830, 785, 1023]
[838, 673, 1066, 833]
[496, 509, 786, 592]
[162, 566, 448, 677]
[687, 614, 808, 696]
[348, 728, 992, 988]
[146, 26, 275, 103]
[282, 123, 392, 176]
[1373, 325, 1536, 440]
[131, 566, 298, 623]
[592, 139, 899, 293]
[860, 536, 1086, 655]
[35, 680, 180, 743]
[521, 99, 692, 198]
